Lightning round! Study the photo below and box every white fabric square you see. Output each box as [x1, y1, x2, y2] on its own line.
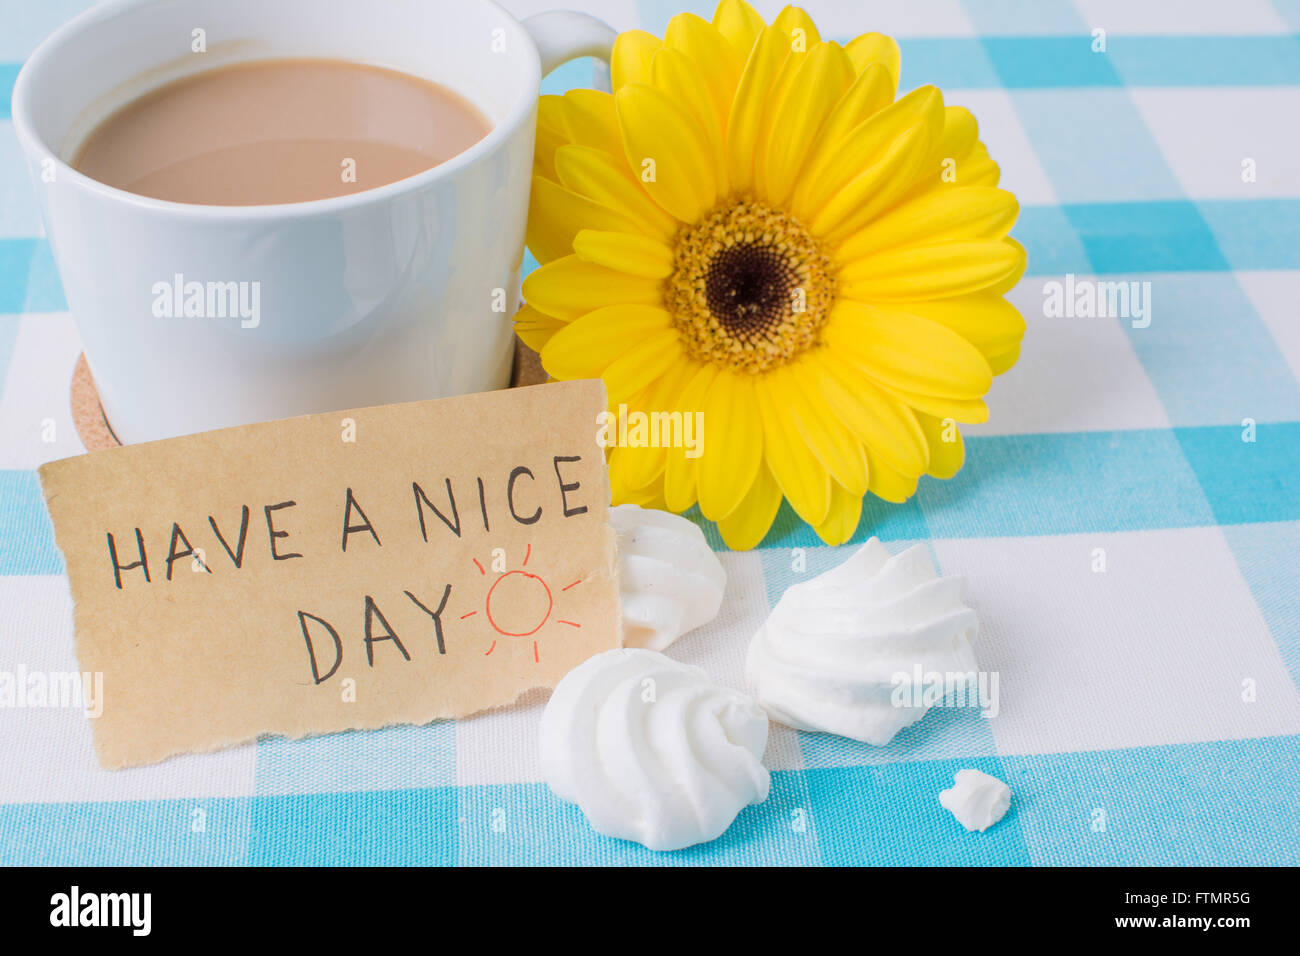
[0, 313, 85, 469]
[948, 89, 1060, 206]
[966, 274, 1171, 436]
[0, 576, 258, 804]
[0, 124, 43, 238]
[933, 528, 1300, 757]
[1132, 88, 1300, 200]
[1237, 270, 1300, 386]
[1074, 0, 1289, 35]
[962, 0, 1086, 35]
[0, 0, 93, 61]
[454, 688, 548, 786]
[497, 0, 643, 32]
[753, 0, 977, 37]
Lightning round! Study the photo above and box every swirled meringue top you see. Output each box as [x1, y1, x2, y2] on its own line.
[540, 648, 770, 851]
[746, 538, 979, 745]
[611, 504, 726, 652]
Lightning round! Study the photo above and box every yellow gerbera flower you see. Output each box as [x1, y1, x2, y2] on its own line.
[517, 0, 1027, 550]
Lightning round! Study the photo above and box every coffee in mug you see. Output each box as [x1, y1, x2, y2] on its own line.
[73, 58, 491, 206]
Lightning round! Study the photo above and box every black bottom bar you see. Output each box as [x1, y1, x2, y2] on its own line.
[0, 865, 1282, 941]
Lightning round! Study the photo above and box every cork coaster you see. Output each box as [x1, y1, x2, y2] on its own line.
[71, 337, 548, 452]
[70, 354, 122, 452]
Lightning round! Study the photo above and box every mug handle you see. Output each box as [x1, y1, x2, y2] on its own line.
[522, 11, 617, 76]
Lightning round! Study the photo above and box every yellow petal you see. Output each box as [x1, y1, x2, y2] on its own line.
[777, 364, 868, 496]
[523, 255, 663, 321]
[616, 83, 717, 223]
[527, 175, 633, 265]
[986, 342, 1021, 375]
[725, 27, 789, 192]
[609, 448, 668, 508]
[844, 32, 900, 88]
[527, 167, 670, 264]
[957, 150, 1001, 187]
[986, 238, 1028, 295]
[712, 0, 766, 65]
[513, 304, 567, 353]
[537, 93, 625, 163]
[865, 450, 918, 503]
[610, 445, 664, 495]
[717, 461, 783, 550]
[773, 6, 822, 46]
[572, 229, 675, 278]
[838, 238, 1026, 302]
[601, 328, 684, 405]
[752, 35, 815, 187]
[882, 386, 989, 424]
[617, 358, 702, 489]
[896, 107, 986, 200]
[606, 445, 633, 501]
[755, 374, 831, 526]
[759, 41, 854, 206]
[664, 364, 718, 512]
[554, 89, 625, 158]
[824, 300, 993, 399]
[612, 30, 662, 90]
[798, 62, 895, 184]
[650, 47, 730, 193]
[553, 145, 677, 239]
[697, 371, 763, 522]
[814, 481, 863, 546]
[916, 411, 965, 479]
[537, 95, 569, 143]
[794, 86, 944, 224]
[533, 113, 567, 182]
[540, 305, 671, 380]
[834, 186, 1020, 261]
[664, 12, 740, 135]
[810, 121, 936, 241]
[910, 140, 1002, 195]
[804, 349, 929, 477]
[891, 293, 1026, 358]
[933, 106, 980, 164]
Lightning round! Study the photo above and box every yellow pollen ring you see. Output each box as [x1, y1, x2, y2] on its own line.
[666, 198, 836, 374]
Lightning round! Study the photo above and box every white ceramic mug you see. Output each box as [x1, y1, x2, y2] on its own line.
[12, 0, 615, 444]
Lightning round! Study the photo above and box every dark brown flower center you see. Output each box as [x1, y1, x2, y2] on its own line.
[704, 242, 802, 342]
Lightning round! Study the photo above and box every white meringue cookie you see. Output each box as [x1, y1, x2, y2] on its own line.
[540, 648, 770, 851]
[610, 504, 726, 652]
[939, 768, 1011, 832]
[746, 538, 979, 745]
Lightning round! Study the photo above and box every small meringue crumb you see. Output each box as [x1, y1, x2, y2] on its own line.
[939, 768, 1011, 832]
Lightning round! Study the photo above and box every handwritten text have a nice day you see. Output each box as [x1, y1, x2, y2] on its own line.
[101, 456, 590, 683]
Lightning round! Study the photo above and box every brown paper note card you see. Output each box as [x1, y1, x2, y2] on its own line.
[38, 380, 620, 769]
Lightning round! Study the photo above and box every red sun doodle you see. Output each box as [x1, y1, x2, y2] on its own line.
[469, 544, 583, 662]
[487, 571, 553, 637]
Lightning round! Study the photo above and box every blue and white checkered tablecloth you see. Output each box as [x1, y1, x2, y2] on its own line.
[1, 0, 1298, 866]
